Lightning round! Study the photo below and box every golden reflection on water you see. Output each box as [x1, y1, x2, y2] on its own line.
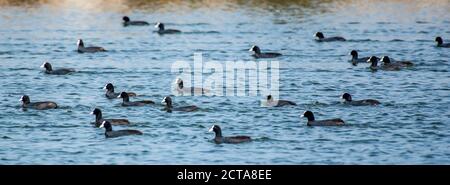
[0, 0, 449, 21]
[0, 0, 448, 13]
[0, 0, 327, 11]
[1, 0, 449, 12]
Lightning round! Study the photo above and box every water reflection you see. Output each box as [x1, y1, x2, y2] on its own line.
[1, 0, 449, 21]
[0, 0, 340, 12]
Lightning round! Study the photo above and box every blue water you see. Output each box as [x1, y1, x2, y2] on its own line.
[0, 0, 449, 164]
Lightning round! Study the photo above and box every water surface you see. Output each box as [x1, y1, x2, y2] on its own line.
[0, 0, 449, 164]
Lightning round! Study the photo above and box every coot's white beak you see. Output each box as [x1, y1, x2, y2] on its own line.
[175, 78, 182, 84]
[99, 121, 106, 128]
[117, 95, 122, 98]
[19, 97, 23, 101]
[208, 125, 214, 132]
[161, 97, 166, 104]
[102, 85, 107, 90]
[90, 111, 94, 115]
[154, 23, 160, 28]
[40, 63, 46, 68]
[300, 111, 306, 117]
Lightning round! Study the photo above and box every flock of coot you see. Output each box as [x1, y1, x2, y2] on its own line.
[18, 16, 450, 144]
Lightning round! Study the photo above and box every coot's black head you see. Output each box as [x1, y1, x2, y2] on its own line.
[175, 78, 184, 89]
[161, 96, 173, 107]
[367, 56, 379, 67]
[208, 125, 222, 137]
[90, 108, 102, 116]
[381, 56, 391, 64]
[341, 93, 352, 102]
[155, 22, 164, 30]
[435, 37, 443, 45]
[249, 45, 261, 54]
[103, 83, 114, 92]
[118, 92, 129, 99]
[266, 95, 273, 101]
[301, 111, 315, 121]
[40, 62, 52, 71]
[315, 32, 324, 39]
[123, 16, 130, 22]
[20, 95, 30, 104]
[77, 39, 84, 47]
[350, 50, 358, 58]
[99, 121, 113, 132]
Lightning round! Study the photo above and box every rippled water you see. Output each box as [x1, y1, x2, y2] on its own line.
[0, 0, 449, 164]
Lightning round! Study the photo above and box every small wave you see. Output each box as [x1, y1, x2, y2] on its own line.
[429, 69, 448, 72]
[273, 20, 288, 24]
[253, 136, 274, 142]
[299, 101, 330, 108]
[80, 70, 123, 74]
[0, 51, 13, 55]
[237, 31, 255, 34]
[8, 67, 34, 71]
[389, 39, 405, 42]
[237, 22, 250, 26]
[377, 21, 394, 25]
[178, 23, 210, 26]
[415, 21, 429, 24]
[347, 39, 376, 42]
[348, 139, 380, 143]
[57, 83, 77, 88]
[415, 39, 430, 42]
[314, 69, 334, 72]
[314, 138, 332, 142]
